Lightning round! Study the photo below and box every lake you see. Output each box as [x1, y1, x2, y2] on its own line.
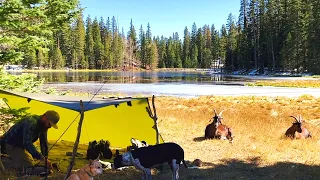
[8, 71, 320, 97]
[9, 71, 254, 85]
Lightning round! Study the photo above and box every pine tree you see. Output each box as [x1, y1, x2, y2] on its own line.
[37, 49, 45, 68]
[139, 25, 146, 68]
[226, 13, 237, 71]
[0, 0, 79, 64]
[248, 0, 259, 69]
[92, 17, 104, 69]
[219, 25, 227, 66]
[145, 23, 152, 68]
[307, 0, 320, 74]
[196, 28, 204, 68]
[203, 25, 212, 68]
[150, 42, 159, 69]
[104, 25, 112, 68]
[157, 36, 167, 68]
[111, 16, 120, 68]
[99, 17, 107, 46]
[85, 15, 95, 69]
[173, 32, 182, 68]
[210, 24, 219, 63]
[127, 19, 138, 68]
[165, 37, 175, 68]
[116, 34, 125, 68]
[182, 27, 191, 68]
[59, 25, 73, 68]
[52, 46, 64, 69]
[72, 12, 86, 69]
[23, 50, 37, 69]
[265, 0, 278, 72]
[258, 0, 268, 72]
[190, 23, 198, 67]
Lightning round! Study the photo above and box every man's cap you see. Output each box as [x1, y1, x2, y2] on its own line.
[44, 110, 60, 129]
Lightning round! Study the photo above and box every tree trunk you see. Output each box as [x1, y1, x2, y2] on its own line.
[271, 39, 275, 72]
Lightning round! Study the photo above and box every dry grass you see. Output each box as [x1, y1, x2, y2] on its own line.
[247, 80, 320, 88]
[2, 95, 320, 179]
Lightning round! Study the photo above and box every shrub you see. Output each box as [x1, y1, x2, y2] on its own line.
[0, 69, 44, 92]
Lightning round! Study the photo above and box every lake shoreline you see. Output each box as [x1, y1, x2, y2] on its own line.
[19, 68, 201, 73]
[42, 82, 320, 98]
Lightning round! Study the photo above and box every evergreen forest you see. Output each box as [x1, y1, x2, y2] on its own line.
[1, 0, 319, 74]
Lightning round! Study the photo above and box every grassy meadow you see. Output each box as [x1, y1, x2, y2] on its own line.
[247, 80, 320, 88]
[2, 94, 320, 179]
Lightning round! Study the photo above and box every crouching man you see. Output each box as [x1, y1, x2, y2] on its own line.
[0, 110, 60, 174]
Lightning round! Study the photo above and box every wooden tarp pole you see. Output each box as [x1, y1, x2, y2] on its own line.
[64, 100, 84, 180]
[147, 95, 159, 144]
[0, 154, 4, 172]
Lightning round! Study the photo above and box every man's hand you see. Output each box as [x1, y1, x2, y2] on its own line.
[46, 159, 53, 170]
[41, 157, 53, 170]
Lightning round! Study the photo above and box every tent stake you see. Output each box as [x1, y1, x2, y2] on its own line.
[64, 100, 84, 180]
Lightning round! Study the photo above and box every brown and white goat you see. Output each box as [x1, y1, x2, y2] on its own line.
[285, 115, 312, 139]
[204, 110, 234, 143]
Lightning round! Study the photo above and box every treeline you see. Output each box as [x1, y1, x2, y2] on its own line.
[1, 0, 320, 74]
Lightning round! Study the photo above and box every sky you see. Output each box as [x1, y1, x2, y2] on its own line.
[79, 0, 240, 38]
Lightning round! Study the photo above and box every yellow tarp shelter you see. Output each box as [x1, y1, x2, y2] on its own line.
[0, 90, 163, 149]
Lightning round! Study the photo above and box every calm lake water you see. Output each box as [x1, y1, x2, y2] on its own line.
[10, 71, 254, 85]
[8, 71, 320, 97]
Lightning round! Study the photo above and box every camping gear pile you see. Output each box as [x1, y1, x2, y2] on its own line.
[86, 139, 113, 160]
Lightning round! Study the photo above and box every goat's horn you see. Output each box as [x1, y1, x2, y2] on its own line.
[218, 110, 225, 117]
[299, 114, 303, 122]
[289, 115, 299, 122]
[214, 109, 217, 116]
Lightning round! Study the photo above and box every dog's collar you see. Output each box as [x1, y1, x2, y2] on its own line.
[85, 169, 94, 178]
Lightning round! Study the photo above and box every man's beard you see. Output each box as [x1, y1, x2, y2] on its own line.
[39, 120, 49, 131]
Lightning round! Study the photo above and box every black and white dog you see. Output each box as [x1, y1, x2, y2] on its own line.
[113, 142, 188, 180]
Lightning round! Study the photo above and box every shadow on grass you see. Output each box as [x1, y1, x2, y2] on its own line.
[179, 158, 320, 180]
[2, 157, 320, 180]
[193, 136, 206, 142]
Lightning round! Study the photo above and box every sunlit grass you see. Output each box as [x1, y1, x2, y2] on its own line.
[246, 80, 320, 88]
[156, 95, 320, 163]
[311, 75, 320, 78]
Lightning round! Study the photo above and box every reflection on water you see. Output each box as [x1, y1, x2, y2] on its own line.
[7, 71, 251, 84]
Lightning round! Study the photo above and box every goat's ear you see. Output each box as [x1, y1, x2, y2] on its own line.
[214, 109, 217, 116]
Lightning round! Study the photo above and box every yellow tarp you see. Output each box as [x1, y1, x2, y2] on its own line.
[0, 90, 163, 149]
